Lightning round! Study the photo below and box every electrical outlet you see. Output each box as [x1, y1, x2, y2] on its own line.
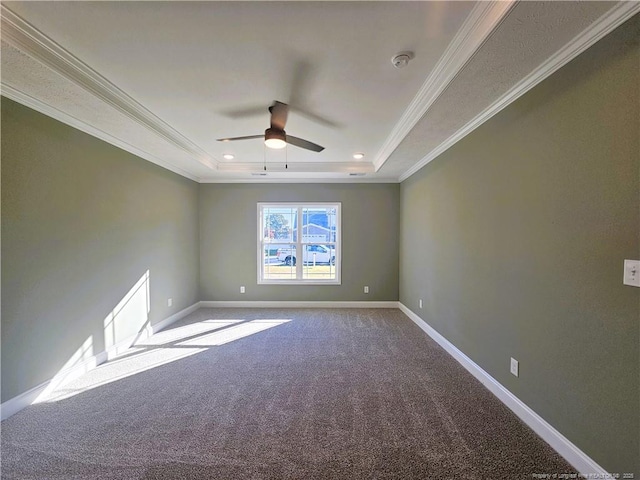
[240, 286, 246, 294]
[419, 299, 423, 309]
[364, 286, 369, 294]
[167, 298, 172, 307]
[510, 358, 519, 377]
[623, 260, 640, 287]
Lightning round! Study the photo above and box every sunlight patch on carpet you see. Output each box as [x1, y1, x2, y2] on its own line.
[37, 318, 290, 403]
[177, 319, 291, 347]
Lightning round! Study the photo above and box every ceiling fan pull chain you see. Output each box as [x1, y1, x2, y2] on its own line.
[285, 146, 288, 169]
[263, 143, 267, 171]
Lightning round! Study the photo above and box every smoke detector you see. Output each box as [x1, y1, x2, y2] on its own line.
[391, 52, 414, 69]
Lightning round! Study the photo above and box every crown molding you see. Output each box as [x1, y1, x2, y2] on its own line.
[373, 0, 517, 173]
[216, 161, 375, 173]
[209, 160, 390, 183]
[1, 84, 201, 182]
[398, 0, 640, 182]
[199, 176, 398, 184]
[1, 4, 217, 172]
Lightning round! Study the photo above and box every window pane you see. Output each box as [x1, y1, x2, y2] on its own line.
[302, 244, 336, 280]
[301, 207, 333, 243]
[263, 207, 295, 243]
[262, 243, 294, 279]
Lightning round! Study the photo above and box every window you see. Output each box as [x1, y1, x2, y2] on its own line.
[258, 203, 341, 284]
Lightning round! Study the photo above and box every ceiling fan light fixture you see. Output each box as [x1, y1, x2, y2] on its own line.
[265, 138, 286, 149]
[265, 128, 287, 149]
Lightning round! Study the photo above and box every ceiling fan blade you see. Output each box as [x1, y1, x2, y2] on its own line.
[289, 59, 314, 107]
[286, 135, 324, 152]
[220, 105, 266, 119]
[217, 135, 263, 142]
[289, 105, 341, 129]
[287, 60, 341, 128]
[269, 101, 289, 130]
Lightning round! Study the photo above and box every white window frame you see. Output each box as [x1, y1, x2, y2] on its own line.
[257, 202, 341, 285]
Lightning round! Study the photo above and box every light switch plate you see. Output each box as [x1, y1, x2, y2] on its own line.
[623, 260, 640, 287]
[510, 358, 519, 377]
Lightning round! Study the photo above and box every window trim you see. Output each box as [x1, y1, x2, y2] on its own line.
[257, 202, 341, 285]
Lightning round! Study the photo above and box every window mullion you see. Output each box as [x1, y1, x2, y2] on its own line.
[296, 207, 303, 279]
[258, 205, 265, 282]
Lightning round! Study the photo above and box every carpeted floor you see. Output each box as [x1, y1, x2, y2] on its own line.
[1, 308, 577, 479]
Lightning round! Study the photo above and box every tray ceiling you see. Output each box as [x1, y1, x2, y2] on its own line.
[2, 1, 638, 182]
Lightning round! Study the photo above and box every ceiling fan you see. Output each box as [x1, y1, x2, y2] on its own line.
[217, 101, 324, 152]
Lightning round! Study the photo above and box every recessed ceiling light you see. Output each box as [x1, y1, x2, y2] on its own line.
[223, 154, 234, 160]
[353, 153, 365, 160]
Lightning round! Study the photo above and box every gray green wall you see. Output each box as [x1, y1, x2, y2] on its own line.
[1, 98, 200, 402]
[399, 16, 639, 474]
[199, 183, 399, 301]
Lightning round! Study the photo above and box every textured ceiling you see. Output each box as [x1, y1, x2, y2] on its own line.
[2, 1, 638, 182]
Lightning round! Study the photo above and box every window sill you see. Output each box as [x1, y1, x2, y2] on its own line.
[258, 280, 342, 286]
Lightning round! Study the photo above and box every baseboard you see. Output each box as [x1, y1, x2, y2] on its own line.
[199, 300, 400, 308]
[151, 302, 201, 334]
[0, 381, 49, 421]
[397, 303, 608, 477]
[1, 347, 112, 421]
[0, 302, 199, 421]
